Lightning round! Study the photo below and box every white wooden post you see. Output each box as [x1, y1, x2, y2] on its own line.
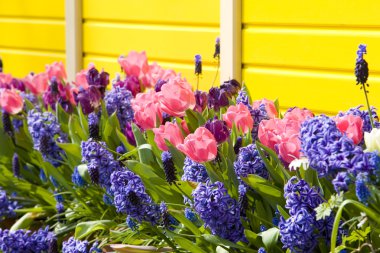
[220, 0, 242, 83]
[65, 0, 82, 82]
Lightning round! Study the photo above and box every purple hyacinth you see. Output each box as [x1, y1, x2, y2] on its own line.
[2, 111, 13, 138]
[355, 44, 368, 85]
[0, 227, 56, 253]
[194, 54, 202, 75]
[81, 139, 121, 189]
[110, 170, 160, 224]
[62, 237, 99, 253]
[0, 188, 20, 220]
[234, 144, 268, 179]
[279, 209, 318, 253]
[300, 115, 373, 177]
[284, 177, 323, 216]
[105, 86, 134, 130]
[207, 87, 229, 111]
[192, 181, 245, 242]
[250, 103, 269, 140]
[236, 89, 251, 109]
[88, 112, 100, 140]
[332, 172, 351, 192]
[12, 153, 20, 178]
[113, 74, 141, 97]
[338, 106, 380, 133]
[161, 151, 177, 185]
[27, 109, 67, 167]
[204, 118, 230, 144]
[160, 202, 178, 230]
[182, 157, 209, 183]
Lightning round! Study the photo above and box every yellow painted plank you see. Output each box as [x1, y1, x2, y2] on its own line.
[0, 49, 65, 78]
[83, 0, 219, 26]
[84, 55, 220, 91]
[0, 18, 65, 51]
[243, 67, 380, 114]
[83, 22, 219, 64]
[243, 27, 380, 73]
[0, 1, 64, 19]
[243, 0, 380, 27]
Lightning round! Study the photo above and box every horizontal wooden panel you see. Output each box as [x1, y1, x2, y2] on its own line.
[0, 1, 64, 19]
[84, 55, 220, 91]
[243, 67, 380, 114]
[0, 18, 65, 51]
[243, 0, 380, 27]
[83, 22, 219, 64]
[243, 27, 380, 73]
[83, 0, 219, 26]
[0, 48, 65, 77]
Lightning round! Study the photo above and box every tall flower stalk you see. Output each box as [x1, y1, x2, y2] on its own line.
[355, 44, 374, 129]
[212, 37, 220, 87]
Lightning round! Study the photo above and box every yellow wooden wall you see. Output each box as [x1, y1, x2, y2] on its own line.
[242, 0, 380, 114]
[83, 0, 220, 90]
[0, 1, 65, 77]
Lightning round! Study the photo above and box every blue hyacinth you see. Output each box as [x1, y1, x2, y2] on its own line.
[0, 188, 20, 220]
[127, 215, 139, 231]
[81, 139, 121, 189]
[184, 208, 198, 223]
[182, 157, 209, 183]
[234, 144, 268, 179]
[279, 209, 318, 253]
[0, 227, 56, 253]
[332, 172, 351, 192]
[258, 247, 266, 253]
[355, 173, 371, 205]
[192, 181, 245, 243]
[72, 167, 86, 187]
[110, 170, 160, 224]
[27, 109, 67, 167]
[236, 89, 251, 110]
[105, 86, 134, 130]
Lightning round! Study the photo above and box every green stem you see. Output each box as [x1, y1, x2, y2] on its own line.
[212, 57, 220, 87]
[362, 84, 375, 129]
[151, 227, 179, 253]
[196, 75, 200, 91]
[174, 183, 192, 200]
[330, 199, 379, 252]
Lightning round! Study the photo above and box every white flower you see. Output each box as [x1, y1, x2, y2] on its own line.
[288, 157, 309, 171]
[364, 128, 380, 152]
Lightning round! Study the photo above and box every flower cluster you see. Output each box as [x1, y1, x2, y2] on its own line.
[81, 139, 121, 189]
[110, 170, 160, 224]
[338, 106, 380, 133]
[234, 144, 268, 179]
[105, 86, 134, 130]
[0, 188, 20, 220]
[181, 157, 209, 183]
[27, 109, 67, 166]
[0, 227, 56, 253]
[62, 237, 101, 253]
[192, 181, 245, 242]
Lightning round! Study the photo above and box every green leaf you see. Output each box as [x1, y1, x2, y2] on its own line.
[165, 231, 207, 253]
[185, 109, 205, 132]
[56, 103, 70, 134]
[75, 220, 117, 239]
[170, 211, 201, 236]
[202, 234, 256, 253]
[276, 205, 290, 220]
[10, 212, 41, 231]
[103, 112, 121, 149]
[244, 229, 263, 248]
[260, 227, 279, 251]
[76, 104, 89, 135]
[345, 227, 371, 244]
[68, 115, 87, 145]
[131, 123, 155, 166]
[57, 143, 82, 167]
[115, 129, 135, 152]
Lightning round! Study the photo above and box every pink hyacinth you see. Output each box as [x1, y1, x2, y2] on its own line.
[335, 114, 363, 145]
[153, 122, 184, 151]
[157, 76, 196, 117]
[0, 89, 24, 114]
[223, 103, 253, 134]
[177, 127, 217, 163]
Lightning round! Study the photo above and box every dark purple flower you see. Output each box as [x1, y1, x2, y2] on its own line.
[154, 79, 167, 92]
[204, 119, 230, 144]
[12, 153, 20, 178]
[355, 44, 368, 85]
[162, 151, 177, 185]
[10, 78, 25, 92]
[194, 54, 202, 75]
[192, 181, 245, 242]
[213, 37, 220, 59]
[124, 122, 136, 146]
[207, 87, 229, 111]
[220, 79, 241, 97]
[114, 74, 141, 97]
[194, 90, 208, 113]
[74, 86, 102, 115]
[2, 111, 14, 138]
[86, 68, 109, 97]
[88, 112, 100, 140]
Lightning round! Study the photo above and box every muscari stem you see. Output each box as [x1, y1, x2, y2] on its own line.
[362, 83, 375, 129]
[212, 57, 220, 87]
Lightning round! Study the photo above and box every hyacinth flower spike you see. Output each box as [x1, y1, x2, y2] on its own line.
[194, 54, 202, 91]
[355, 44, 375, 129]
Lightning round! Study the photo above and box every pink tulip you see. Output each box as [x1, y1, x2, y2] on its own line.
[23, 73, 49, 95]
[177, 127, 217, 163]
[252, 98, 278, 118]
[149, 62, 176, 86]
[153, 122, 184, 151]
[0, 73, 13, 87]
[157, 76, 196, 117]
[223, 103, 253, 134]
[46, 61, 67, 81]
[284, 107, 314, 123]
[335, 114, 363, 145]
[118, 51, 150, 86]
[131, 90, 162, 130]
[0, 89, 24, 114]
[258, 118, 301, 164]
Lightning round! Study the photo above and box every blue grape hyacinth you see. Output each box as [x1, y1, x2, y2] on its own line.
[192, 181, 245, 242]
[27, 109, 67, 167]
[110, 170, 160, 224]
[105, 86, 134, 130]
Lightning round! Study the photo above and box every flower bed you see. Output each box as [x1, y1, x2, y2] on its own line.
[0, 43, 379, 252]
